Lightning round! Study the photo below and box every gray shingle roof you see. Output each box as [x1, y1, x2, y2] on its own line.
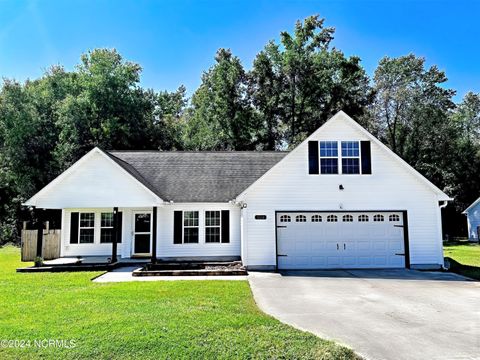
[105, 150, 288, 202]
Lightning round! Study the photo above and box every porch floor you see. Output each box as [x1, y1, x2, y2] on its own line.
[16, 257, 149, 272]
[43, 257, 150, 266]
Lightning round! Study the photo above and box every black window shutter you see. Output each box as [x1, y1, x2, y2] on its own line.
[221, 210, 230, 243]
[361, 141, 372, 174]
[70, 212, 79, 244]
[308, 141, 319, 174]
[116, 212, 123, 243]
[173, 211, 182, 244]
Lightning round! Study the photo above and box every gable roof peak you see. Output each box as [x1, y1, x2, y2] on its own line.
[464, 197, 480, 214]
[236, 111, 451, 201]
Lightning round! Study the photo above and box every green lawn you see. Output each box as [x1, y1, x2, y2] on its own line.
[0, 246, 358, 360]
[444, 242, 480, 280]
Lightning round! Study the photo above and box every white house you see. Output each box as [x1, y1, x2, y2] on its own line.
[24, 111, 451, 270]
[463, 198, 480, 241]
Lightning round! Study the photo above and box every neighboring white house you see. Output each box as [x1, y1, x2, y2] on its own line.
[463, 198, 480, 242]
[24, 111, 451, 270]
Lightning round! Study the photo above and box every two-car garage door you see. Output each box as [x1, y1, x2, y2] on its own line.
[276, 212, 406, 269]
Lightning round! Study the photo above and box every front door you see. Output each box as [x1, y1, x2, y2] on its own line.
[133, 212, 152, 256]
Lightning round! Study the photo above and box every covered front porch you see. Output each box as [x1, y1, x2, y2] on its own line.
[18, 202, 243, 273]
[60, 206, 161, 264]
[17, 205, 160, 273]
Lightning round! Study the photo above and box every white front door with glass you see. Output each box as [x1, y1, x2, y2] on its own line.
[132, 212, 152, 256]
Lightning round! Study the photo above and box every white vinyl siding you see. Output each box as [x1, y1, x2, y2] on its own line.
[466, 204, 480, 240]
[63, 208, 123, 257]
[28, 149, 161, 209]
[62, 204, 240, 259]
[157, 204, 240, 258]
[239, 114, 444, 269]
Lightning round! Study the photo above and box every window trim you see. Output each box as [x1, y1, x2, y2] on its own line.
[78, 212, 95, 244]
[341, 141, 361, 175]
[100, 212, 114, 244]
[182, 210, 199, 244]
[316, 140, 369, 175]
[319, 141, 339, 174]
[69, 209, 124, 246]
[205, 210, 222, 244]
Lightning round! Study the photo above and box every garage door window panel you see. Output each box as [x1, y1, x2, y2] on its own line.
[389, 214, 400, 222]
[327, 215, 338, 222]
[311, 215, 322, 222]
[280, 215, 291, 222]
[358, 215, 369, 222]
[343, 215, 353, 222]
[296, 215, 307, 222]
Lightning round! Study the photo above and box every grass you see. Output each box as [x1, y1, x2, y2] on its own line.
[444, 241, 480, 280]
[0, 246, 359, 360]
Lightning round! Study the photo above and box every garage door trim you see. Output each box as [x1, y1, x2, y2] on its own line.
[274, 210, 410, 270]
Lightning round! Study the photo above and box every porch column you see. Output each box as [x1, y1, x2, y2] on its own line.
[111, 207, 118, 263]
[35, 208, 43, 258]
[151, 206, 157, 263]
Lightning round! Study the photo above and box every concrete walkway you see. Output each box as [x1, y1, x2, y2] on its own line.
[248, 269, 480, 360]
[93, 266, 248, 282]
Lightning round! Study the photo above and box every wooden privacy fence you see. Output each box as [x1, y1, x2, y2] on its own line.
[21, 222, 61, 261]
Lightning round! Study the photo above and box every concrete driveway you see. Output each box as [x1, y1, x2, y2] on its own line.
[248, 269, 480, 360]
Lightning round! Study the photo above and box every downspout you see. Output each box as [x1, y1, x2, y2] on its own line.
[438, 200, 449, 270]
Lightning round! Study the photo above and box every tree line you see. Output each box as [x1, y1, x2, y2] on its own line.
[1, 15, 478, 242]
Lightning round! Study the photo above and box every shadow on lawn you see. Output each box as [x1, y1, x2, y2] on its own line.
[446, 257, 480, 281]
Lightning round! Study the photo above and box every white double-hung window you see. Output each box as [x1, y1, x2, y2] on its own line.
[183, 211, 199, 243]
[341, 141, 360, 174]
[319, 141, 339, 174]
[79, 212, 95, 243]
[205, 211, 221, 243]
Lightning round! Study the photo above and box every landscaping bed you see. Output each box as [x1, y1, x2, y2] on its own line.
[135, 260, 248, 276]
